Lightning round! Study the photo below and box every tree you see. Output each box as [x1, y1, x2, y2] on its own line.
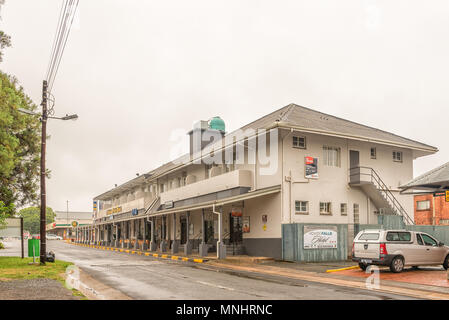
[0, 33, 41, 212]
[17, 206, 55, 235]
[0, 200, 14, 228]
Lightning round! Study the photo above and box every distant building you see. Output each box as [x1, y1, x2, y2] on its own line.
[46, 211, 93, 239]
[414, 194, 449, 225]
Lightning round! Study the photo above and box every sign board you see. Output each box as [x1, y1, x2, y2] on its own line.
[93, 200, 97, 212]
[303, 225, 338, 249]
[242, 216, 250, 233]
[107, 206, 122, 215]
[71, 221, 78, 228]
[131, 208, 138, 216]
[165, 201, 174, 209]
[231, 208, 242, 217]
[305, 156, 318, 179]
[446, 191, 449, 202]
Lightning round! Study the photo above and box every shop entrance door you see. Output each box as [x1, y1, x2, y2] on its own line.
[180, 217, 187, 244]
[229, 214, 243, 244]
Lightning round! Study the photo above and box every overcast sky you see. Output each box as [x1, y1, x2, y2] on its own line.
[1, 0, 448, 212]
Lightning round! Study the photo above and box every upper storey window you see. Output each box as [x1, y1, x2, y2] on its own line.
[393, 151, 403, 162]
[293, 136, 306, 149]
[323, 146, 341, 167]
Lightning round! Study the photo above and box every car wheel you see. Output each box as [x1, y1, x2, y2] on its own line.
[443, 255, 449, 270]
[358, 263, 368, 271]
[390, 256, 404, 273]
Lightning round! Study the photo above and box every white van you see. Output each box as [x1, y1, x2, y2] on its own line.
[352, 229, 449, 273]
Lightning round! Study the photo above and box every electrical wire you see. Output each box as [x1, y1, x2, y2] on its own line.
[45, 0, 79, 94]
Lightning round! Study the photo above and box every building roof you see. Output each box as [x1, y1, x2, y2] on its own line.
[94, 103, 438, 200]
[400, 161, 449, 192]
[55, 211, 93, 221]
[239, 104, 437, 152]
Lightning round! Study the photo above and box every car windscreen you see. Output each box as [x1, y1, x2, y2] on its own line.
[358, 233, 380, 240]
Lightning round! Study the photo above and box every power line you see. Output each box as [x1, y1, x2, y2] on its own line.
[45, 0, 79, 94]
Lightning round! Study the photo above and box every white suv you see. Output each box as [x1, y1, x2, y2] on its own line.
[352, 229, 449, 273]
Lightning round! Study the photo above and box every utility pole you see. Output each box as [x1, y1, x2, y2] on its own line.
[66, 200, 69, 239]
[40, 80, 48, 265]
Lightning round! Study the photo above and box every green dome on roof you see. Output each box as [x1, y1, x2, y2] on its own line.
[209, 116, 225, 132]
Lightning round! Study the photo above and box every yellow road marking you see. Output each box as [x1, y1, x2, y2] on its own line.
[171, 256, 179, 260]
[153, 254, 158, 257]
[161, 254, 168, 259]
[182, 257, 189, 261]
[326, 266, 360, 273]
[144, 253, 150, 256]
[193, 259, 203, 263]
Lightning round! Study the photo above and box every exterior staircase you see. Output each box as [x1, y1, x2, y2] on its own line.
[349, 166, 414, 225]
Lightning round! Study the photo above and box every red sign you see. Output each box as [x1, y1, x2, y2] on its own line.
[305, 156, 314, 165]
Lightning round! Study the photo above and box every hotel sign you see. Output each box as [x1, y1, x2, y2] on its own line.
[107, 207, 122, 215]
[304, 225, 338, 249]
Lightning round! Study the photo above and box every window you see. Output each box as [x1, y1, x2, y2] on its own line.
[160, 184, 165, 193]
[370, 147, 376, 159]
[393, 151, 403, 162]
[416, 200, 430, 211]
[353, 203, 360, 224]
[421, 234, 437, 246]
[293, 136, 306, 149]
[323, 146, 341, 167]
[320, 202, 332, 215]
[295, 201, 308, 214]
[359, 233, 380, 240]
[386, 232, 411, 242]
[416, 234, 424, 245]
[340, 203, 347, 216]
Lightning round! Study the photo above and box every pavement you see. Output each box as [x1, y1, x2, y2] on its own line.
[0, 278, 81, 300]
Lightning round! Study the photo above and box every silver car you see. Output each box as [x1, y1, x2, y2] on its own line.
[352, 229, 449, 273]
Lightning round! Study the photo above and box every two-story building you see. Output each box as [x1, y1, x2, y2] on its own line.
[76, 104, 438, 260]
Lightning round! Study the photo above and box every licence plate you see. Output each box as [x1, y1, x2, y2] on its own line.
[360, 259, 372, 264]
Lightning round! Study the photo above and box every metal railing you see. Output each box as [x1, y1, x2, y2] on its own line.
[349, 166, 414, 225]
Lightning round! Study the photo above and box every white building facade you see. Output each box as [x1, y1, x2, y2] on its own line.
[77, 104, 437, 260]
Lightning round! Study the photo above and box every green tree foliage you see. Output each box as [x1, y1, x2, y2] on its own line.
[17, 206, 55, 235]
[0, 31, 11, 63]
[0, 200, 15, 228]
[0, 70, 41, 211]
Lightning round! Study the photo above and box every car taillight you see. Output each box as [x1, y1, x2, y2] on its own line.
[380, 243, 388, 255]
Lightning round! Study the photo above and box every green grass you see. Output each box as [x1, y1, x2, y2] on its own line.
[0, 256, 87, 299]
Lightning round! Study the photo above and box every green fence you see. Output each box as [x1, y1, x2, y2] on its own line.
[282, 223, 348, 262]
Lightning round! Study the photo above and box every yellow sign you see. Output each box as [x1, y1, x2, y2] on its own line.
[446, 190, 449, 202]
[107, 207, 122, 215]
[71, 221, 78, 227]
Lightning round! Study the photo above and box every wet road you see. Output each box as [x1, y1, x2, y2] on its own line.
[2, 240, 416, 300]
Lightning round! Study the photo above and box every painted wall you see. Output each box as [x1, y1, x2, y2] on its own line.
[281, 130, 415, 226]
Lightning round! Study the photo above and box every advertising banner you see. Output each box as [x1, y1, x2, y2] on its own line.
[305, 156, 318, 179]
[303, 225, 337, 249]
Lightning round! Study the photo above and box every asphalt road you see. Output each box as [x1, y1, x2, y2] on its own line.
[38, 241, 416, 300]
[0, 239, 417, 300]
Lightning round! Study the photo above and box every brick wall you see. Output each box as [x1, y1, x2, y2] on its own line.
[414, 194, 449, 225]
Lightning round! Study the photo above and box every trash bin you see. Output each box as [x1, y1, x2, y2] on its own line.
[28, 239, 40, 258]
